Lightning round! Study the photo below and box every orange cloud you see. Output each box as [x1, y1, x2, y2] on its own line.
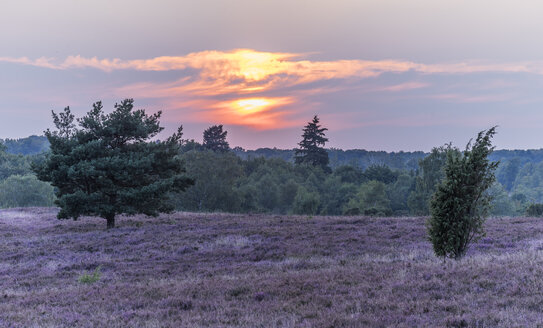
[6, 51, 543, 84]
[6, 49, 543, 130]
[5, 51, 543, 76]
[198, 97, 295, 130]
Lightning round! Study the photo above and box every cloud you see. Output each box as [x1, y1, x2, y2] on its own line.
[5, 49, 543, 131]
[428, 92, 515, 103]
[374, 82, 429, 92]
[4, 50, 543, 76]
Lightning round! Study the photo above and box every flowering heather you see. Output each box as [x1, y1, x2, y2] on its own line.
[1, 208, 543, 327]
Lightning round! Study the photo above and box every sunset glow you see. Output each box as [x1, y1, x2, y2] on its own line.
[7, 47, 543, 142]
[225, 49, 293, 81]
[11, 49, 543, 134]
[5, 0, 543, 150]
[56, 48, 543, 136]
[234, 98, 273, 114]
[201, 97, 294, 130]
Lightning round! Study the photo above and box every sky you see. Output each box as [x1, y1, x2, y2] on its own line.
[2, 0, 543, 151]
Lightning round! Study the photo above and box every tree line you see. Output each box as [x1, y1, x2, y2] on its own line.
[2, 101, 543, 219]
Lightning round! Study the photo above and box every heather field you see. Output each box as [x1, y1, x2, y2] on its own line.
[2, 209, 543, 327]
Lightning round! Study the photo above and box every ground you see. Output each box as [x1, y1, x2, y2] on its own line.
[1, 208, 543, 327]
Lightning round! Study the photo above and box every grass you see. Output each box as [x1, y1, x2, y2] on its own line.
[78, 266, 101, 284]
[1, 208, 543, 327]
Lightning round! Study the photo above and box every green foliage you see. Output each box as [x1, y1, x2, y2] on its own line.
[408, 144, 457, 215]
[202, 125, 229, 152]
[363, 164, 398, 184]
[487, 183, 515, 216]
[0, 149, 32, 180]
[176, 150, 243, 212]
[279, 180, 299, 213]
[236, 183, 259, 212]
[387, 173, 415, 216]
[343, 180, 392, 216]
[295, 115, 330, 172]
[1, 135, 49, 155]
[428, 127, 498, 259]
[496, 157, 521, 191]
[180, 139, 204, 152]
[5, 120, 541, 218]
[0, 174, 55, 208]
[292, 187, 321, 215]
[302, 169, 327, 195]
[526, 203, 543, 217]
[242, 158, 300, 213]
[359, 181, 391, 215]
[78, 266, 101, 284]
[33, 99, 194, 229]
[233, 147, 427, 171]
[319, 176, 357, 215]
[333, 165, 365, 184]
[256, 174, 280, 211]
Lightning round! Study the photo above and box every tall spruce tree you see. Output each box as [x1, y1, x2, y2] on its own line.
[428, 127, 498, 259]
[203, 125, 229, 152]
[295, 115, 330, 171]
[33, 99, 194, 229]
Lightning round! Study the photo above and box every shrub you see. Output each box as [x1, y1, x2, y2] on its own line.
[428, 127, 498, 259]
[526, 203, 543, 217]
[78, 266, 101, 284]
[343, 207, 361, 216]
[364, 207, 392, 216]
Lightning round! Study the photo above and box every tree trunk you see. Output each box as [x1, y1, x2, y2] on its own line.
[106, 214, 115, 229]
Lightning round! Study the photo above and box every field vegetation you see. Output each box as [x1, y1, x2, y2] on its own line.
[2, 208, 543, 327]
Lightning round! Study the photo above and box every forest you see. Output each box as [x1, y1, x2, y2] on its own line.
[2, 128, 543, 217]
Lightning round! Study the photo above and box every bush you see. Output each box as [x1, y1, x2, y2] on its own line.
[78, 266, 101, 284]
[428, 127, 498, 259]
[526, 203, 543, 217]
[343, 207, 361, 216]
[363, 207, 392, 216]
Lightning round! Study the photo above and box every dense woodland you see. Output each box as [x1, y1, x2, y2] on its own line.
[2, 132, 543, 216]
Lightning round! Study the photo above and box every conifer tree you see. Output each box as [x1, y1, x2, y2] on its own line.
[295, 115, 330, 171]
[202, 125, 229, 152]
[428, 127, 498, 259]
[33, 99, 194, 229]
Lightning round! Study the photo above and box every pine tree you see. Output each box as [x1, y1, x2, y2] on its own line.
[202, 125, 229, 152]
[295, 115, 330, 171]
[428, 127, 498, 259]
[33, 99, 194, 229]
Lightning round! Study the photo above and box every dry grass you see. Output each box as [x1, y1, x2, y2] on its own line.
[1, 208, 543, 327]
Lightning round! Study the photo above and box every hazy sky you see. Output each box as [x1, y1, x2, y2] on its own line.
[3, 0, 543, 150]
